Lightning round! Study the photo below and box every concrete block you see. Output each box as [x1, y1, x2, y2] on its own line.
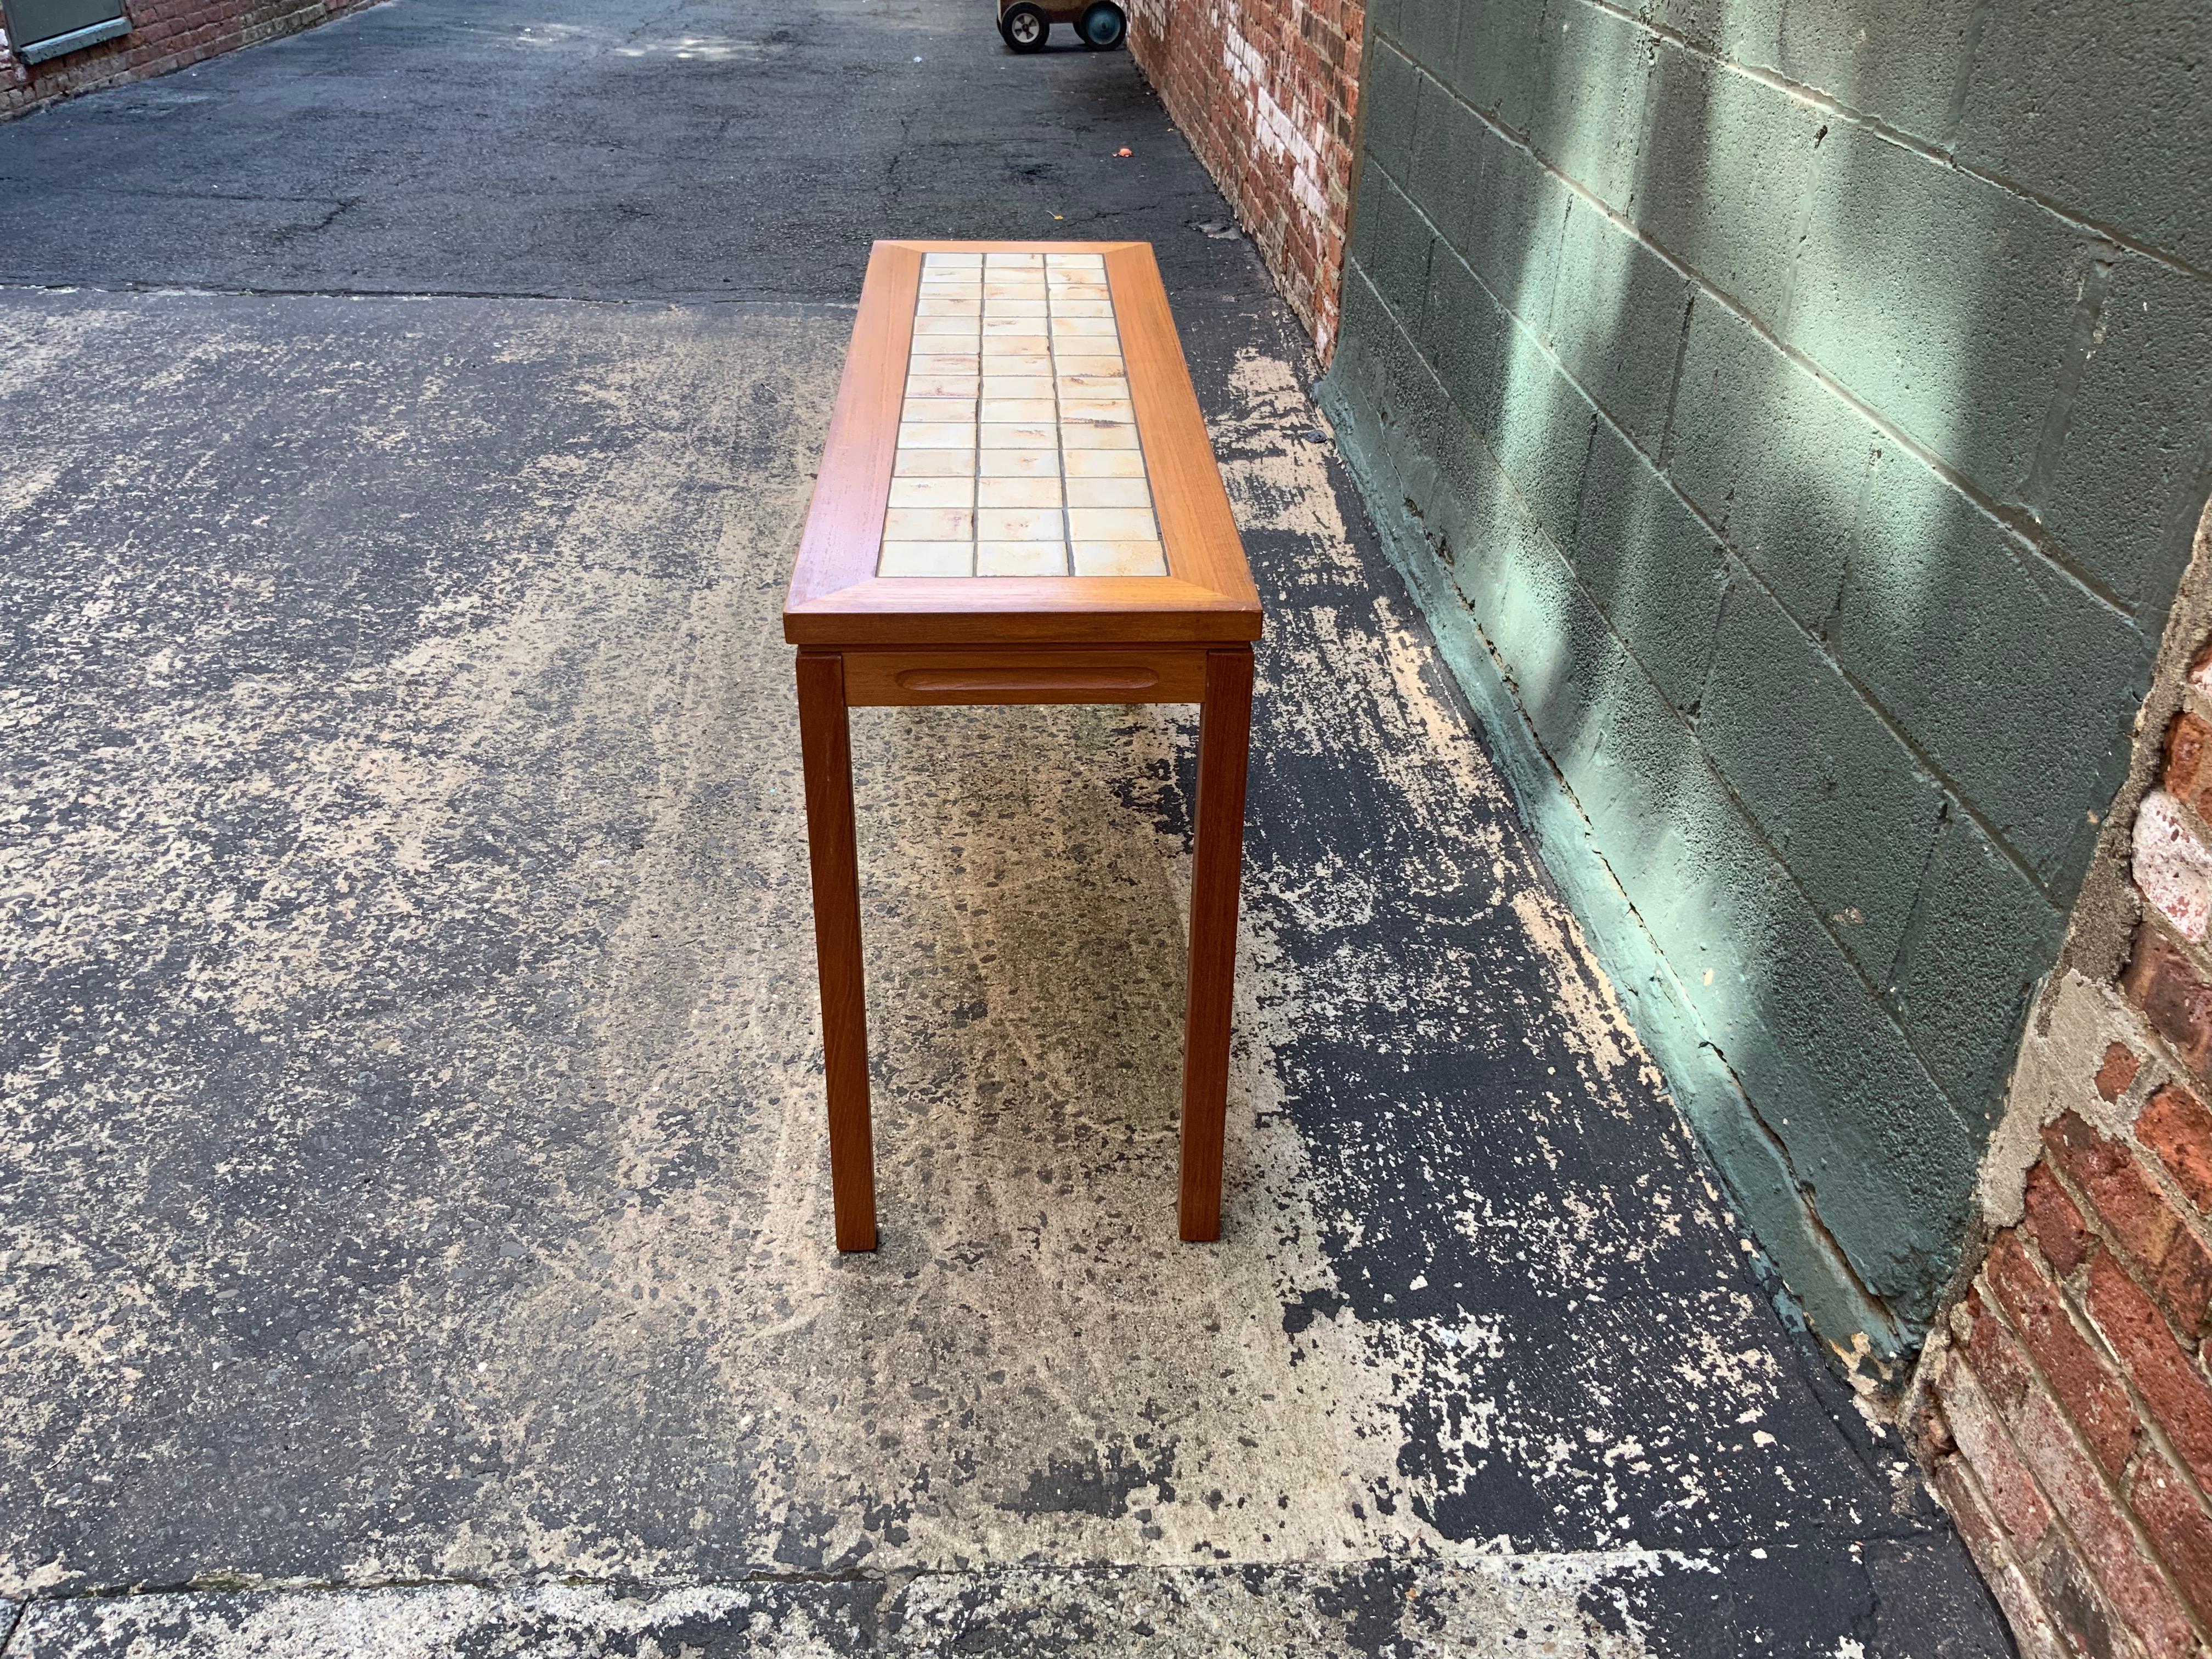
[1449, 0, 1548, 133]
[2036, 252, 2212, 618]
[1395, 0, 1459, 73]
[1548, 198, 1694, 451]
[1639, 0, 1782, 62]
[1362, 42, 1420, 183]
[1548, 611, 1973, 1326]
[1492, 325, 1598, 555]
[1467, 468, 1623, 764]
[1699, 578, 1948, 984]
[1957, 0, 2212, 270]
[1634, 40, 1829, 328]
[1888, 813, 2068, 1115]
[1665, 298, 1876, 628]
[1456, 127, 1574, 339]
[1419, 243, 1507, 441]
[1572, 417, 1730, 715]
[1348, 164, 1436, 329]
[1407, 72, 1482, 256]
[1837, 448, 2153, 891]
[1784, 122, 2091, 505]
[1527, 0, 1654, 216]
[1773, 0, 1980, 143]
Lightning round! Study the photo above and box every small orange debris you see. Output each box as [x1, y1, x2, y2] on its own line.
[1115, 146, 1132, 157]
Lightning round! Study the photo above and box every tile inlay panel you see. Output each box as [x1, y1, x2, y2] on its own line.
[881, 250, 1169, 579]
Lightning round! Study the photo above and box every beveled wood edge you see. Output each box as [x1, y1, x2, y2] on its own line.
[786, 575, 1259, 645]
[879, 239, 1149, 255]
[1105, 244, 1259, 611]
[785, 242, 922, 614]
[781, 238, 1263, 646]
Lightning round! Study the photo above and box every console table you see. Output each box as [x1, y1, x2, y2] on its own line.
[784, 240, 1262, 1251]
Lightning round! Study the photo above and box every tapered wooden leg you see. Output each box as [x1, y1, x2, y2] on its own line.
[796, 650, 877, 1251]
[1179, 645, 1255, 1242]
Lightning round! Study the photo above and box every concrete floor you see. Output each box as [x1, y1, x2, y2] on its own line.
[0, 1, 2012, 1653]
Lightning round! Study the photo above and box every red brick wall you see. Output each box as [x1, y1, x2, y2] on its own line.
[1126, 0, 1362, 360]
[1, 0, 370, 119]
[1917, 602, 2212, 1655]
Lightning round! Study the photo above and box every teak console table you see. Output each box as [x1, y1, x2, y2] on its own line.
[784, 240, 1262, 1252]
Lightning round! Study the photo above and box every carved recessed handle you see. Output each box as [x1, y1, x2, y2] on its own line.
[895, 666, 1161, 693]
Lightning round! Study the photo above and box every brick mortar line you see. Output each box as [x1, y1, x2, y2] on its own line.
[2034, 1142, 2212, 1530]
[1970, 1251, 2212, 1648]
[1342, 249, 1990, 1295]
[1372, 52, 2142, 629]
[1929, 1432, 2052, 1649]
[2128, 904, 2212, 1128]
[1348, 190, 2078, 933]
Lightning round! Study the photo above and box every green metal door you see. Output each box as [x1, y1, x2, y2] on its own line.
[3, 0, 129, 63]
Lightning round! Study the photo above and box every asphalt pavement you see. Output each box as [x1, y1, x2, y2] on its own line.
[0, 3, 2013, 1653]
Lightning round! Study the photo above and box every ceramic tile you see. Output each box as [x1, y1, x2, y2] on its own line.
[894, 447, 976, 477]
[884, 506, 977, 541]
[980, 422, 1058, 448]
[902, 395, 977, 422]
[978, 476, 1063, 509]
[1071, 540, 1169, 577]
[1064, 476, 1150, 509]
[890, 475, 974, 509]
[1066, 507, 1158, 541]
[1061, 399, 1135, 423]
[979, 449, 1059, 477]
[1063, 448, 1145, 477]
[879, 541, 974, 576]
[977, 541, 1069, 575]
[1061, 423, 1141, 449]
[977, 506, 1065, 542]
[898, 421, 978, 449]
[885, 247, 1170, 579]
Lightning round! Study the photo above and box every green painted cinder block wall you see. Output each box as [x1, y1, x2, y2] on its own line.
[1318, 0, 2212, 1363]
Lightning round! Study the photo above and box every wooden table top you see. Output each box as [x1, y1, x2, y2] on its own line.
[783, 240, 1261, 648]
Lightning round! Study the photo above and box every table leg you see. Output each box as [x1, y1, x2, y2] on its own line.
[796, 650, 878, 1252]
[1178, 645, 1254, 1242]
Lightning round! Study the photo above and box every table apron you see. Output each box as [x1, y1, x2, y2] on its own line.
[832, 645, 1210, 706]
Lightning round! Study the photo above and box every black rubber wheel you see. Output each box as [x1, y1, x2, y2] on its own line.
[1000, 3, 1048, 50]
[1077, 1, 1125, 48]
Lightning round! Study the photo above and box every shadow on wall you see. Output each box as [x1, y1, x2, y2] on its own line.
[1319, 0, 2212, 1367]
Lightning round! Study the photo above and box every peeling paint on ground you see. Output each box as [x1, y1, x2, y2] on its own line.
[0, 0, 2012, 1644]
